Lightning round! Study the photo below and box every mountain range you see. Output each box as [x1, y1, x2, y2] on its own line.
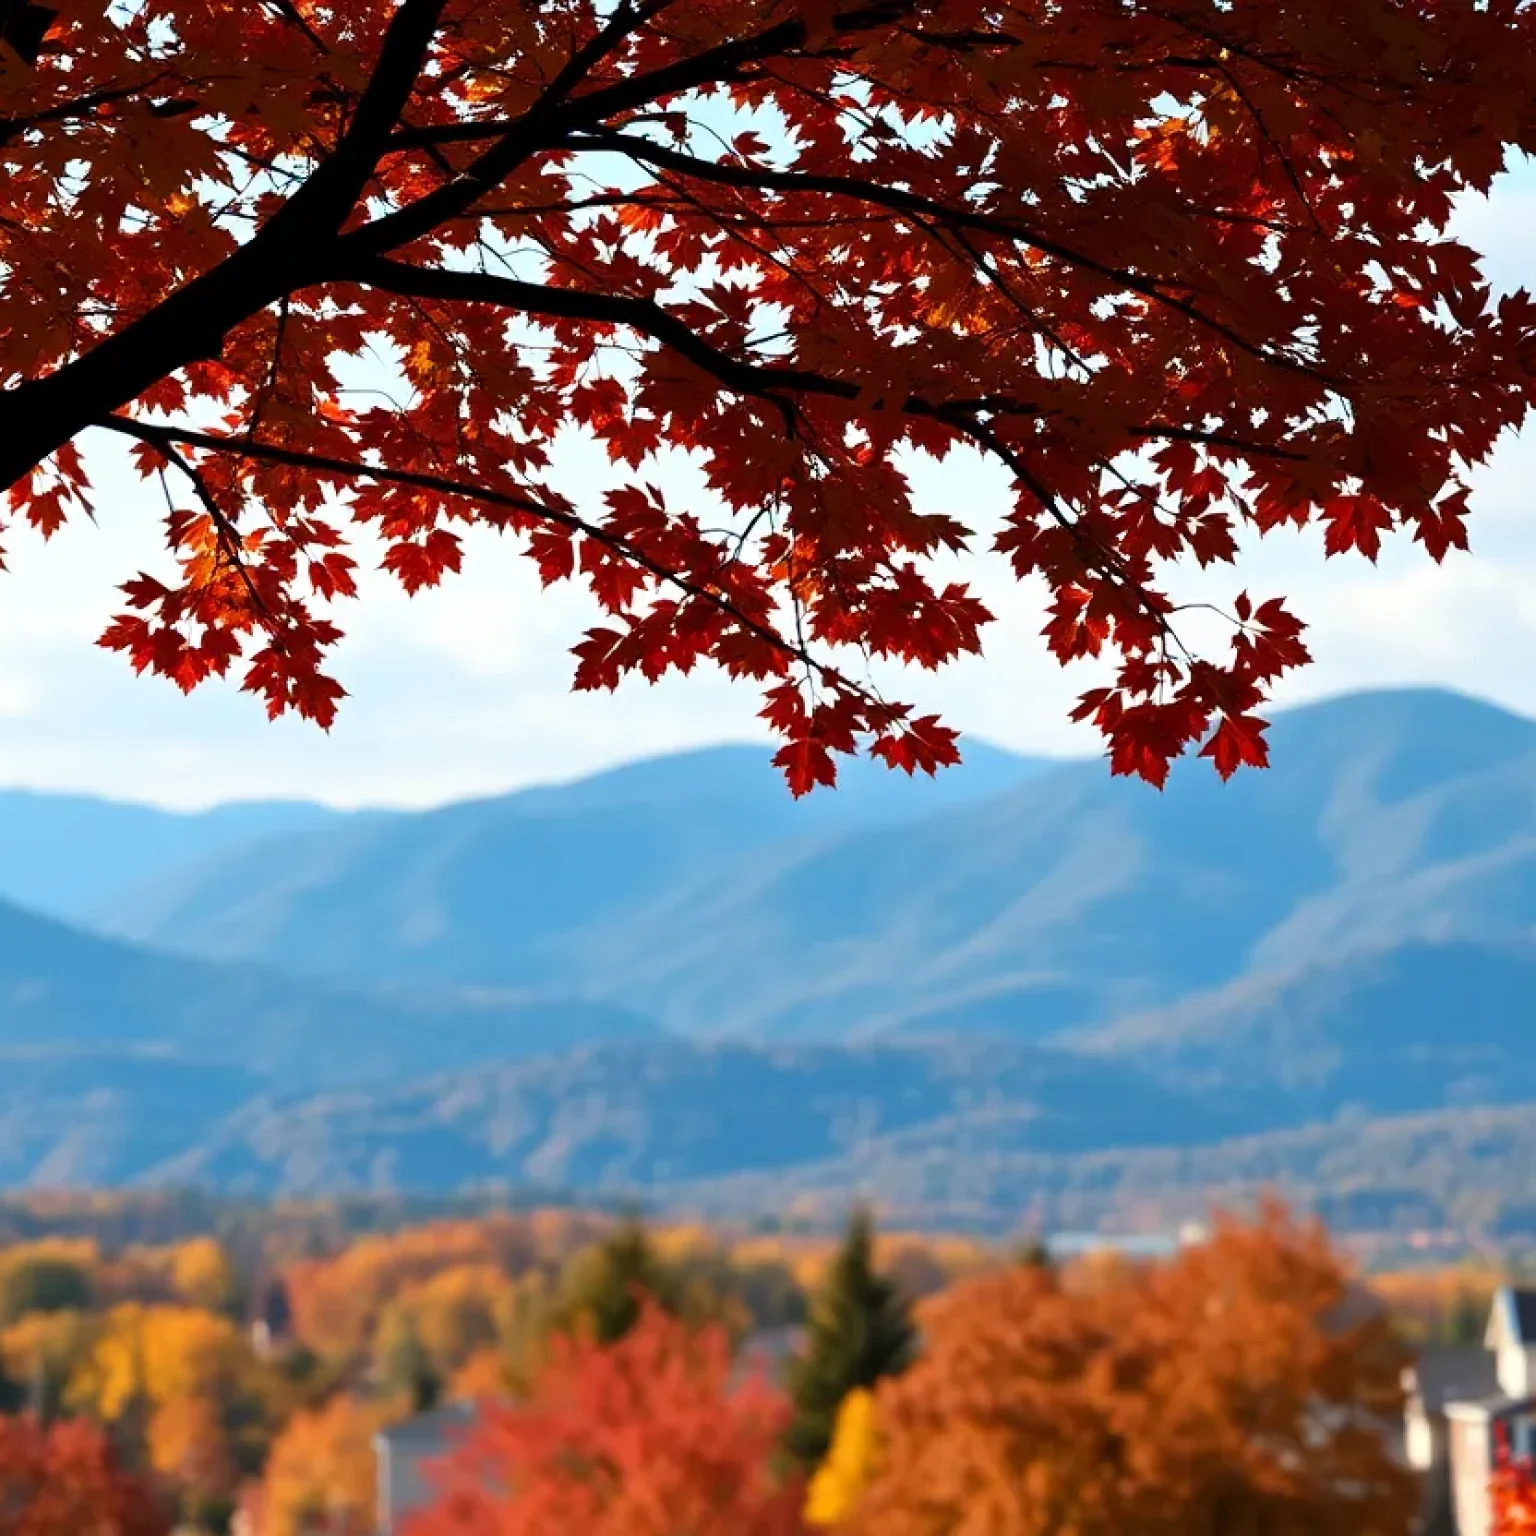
[0, 790, 342, 922]
[0, 686, 1533, 1236]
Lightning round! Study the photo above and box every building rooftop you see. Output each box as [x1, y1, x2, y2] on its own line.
[1498, 1288, 1536, 1347]
[1409, 1346, 1501, 1414]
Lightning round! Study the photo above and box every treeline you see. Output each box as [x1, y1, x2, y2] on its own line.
[403, 1203, 1421, 1536]
[0, 1201, 984, 1533]
[0, 1195, 1500, 1536]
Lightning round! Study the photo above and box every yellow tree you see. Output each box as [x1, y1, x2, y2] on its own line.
[260, 1393, 392, 1536]
[0, 1308, 97, 1420]
[805, 1390, 879, 1529]
[842, 1205, 1415, 1536]
[377, 1263, 519, 1387]
[170, 1238, 240, 1315]
[0, 1241, 97, 1323]
[147, 1394, 238, 1523]
[69, 1303, 279, 1508]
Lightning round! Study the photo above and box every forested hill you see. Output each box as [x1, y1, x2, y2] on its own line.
[0, 687, 1531, 1235]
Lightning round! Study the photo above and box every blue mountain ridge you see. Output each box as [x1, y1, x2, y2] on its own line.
[0, 686, 1530, 1230]
[0, 790, 345, 921]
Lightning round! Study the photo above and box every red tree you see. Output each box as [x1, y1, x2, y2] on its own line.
[1492, 1430, 1536, 1536]
[3, 0, 1536, 788]
[0, 1414, 170, 1536]
[403, 1302, 805, 1536]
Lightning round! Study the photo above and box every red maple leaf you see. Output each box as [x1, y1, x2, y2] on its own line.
[0, 0, 1520, 790]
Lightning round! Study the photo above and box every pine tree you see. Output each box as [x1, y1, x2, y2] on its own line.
[1013, 1236, 1053, 1270]
[0, 1352, 23, 1416]
[783, 1206, 916, 1470]
[554, 1217, 681, 1346]
[379, 1317, 441, 1415]
[1445, 1288, 1486, 1347]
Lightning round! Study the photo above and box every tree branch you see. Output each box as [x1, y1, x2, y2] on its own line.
[92, 413, 890, 715]
[345, 1, 919, 258]
[328, 255, 1306, 464]
[569, 130, 1340, 388]
[0, 0, 450, 493]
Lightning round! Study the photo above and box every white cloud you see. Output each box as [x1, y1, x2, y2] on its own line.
[0, 163, 1533, 808]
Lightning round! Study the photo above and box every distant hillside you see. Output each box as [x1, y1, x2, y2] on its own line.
[0, 790, 344, 921]
[510, 688, 1536, 1039]
[133, 1037, 1221, 1197]
[1068, 938, 1536, 1123]
[3, 687, 1536, 1236]
[0, 1049, 260, 1188]
[94, 689, 1536, 1043]
[104, 933, 1536, 1214]
[663, 1097, 1536, 1237]
[0, 896, 661, 1092]
[98, 740, 1047, 988]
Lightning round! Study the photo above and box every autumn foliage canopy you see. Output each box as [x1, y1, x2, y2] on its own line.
[3, 0, 1536, 787]
[1493, 1434, 1536, 1536]
[0, 1413, 170, 1536]
[402, 1301, 806, 1536]
[842, 1206, 1416, 1536]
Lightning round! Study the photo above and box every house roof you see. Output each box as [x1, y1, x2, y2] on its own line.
[1408, 1346, 1500, 1412]
[1488, 1288, 1536, 1349]
[1513, 1291, 1536, 1344]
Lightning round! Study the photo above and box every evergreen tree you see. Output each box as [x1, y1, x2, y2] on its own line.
[554, 1216, 680, 1345]
[1445, 1288, 1486, 1347]
[379, 1316, 441, 1415]
[783, 1205, 916, 1470]
[0, 1352, 23, 1416]
[1013, 1236, 1053, 1269]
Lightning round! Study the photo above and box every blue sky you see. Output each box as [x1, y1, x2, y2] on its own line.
[1, 160, 1533, 811]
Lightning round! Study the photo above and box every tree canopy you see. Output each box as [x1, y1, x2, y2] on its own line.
[0, 1414, 171, 1536]
[404, 1301, 807, 1536]
[0, 1255, 94, 1324]
[840, 1204, 1416, 1536]
[3, 0, 1535, 788]
[783, 1206, 914, 1469]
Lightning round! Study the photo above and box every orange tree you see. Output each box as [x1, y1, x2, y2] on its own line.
[838, 1204, 1417, 1536]
[403, 1300, 805, 1536]
[3, 0, 1536, 788]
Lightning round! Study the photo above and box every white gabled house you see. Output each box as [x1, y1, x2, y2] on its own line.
[1405, 1286, 1536, 1536]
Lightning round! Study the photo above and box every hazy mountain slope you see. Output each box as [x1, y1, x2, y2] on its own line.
[0, 1050, 261, 1187]
[137, 1037, 1215, 1197]
[0, 790, 342, 922]
[125, 935, 1536, 1203]
[100, 742, 1047, 987]
[0, 897, 661, 1089]
[1069, 939, 1536, 1122]
[555, 689, 1536, 1038]
[663, 1097, 1536, 1236]
[5, 686, 1535, 1230]
[89, 689, 1536, 1044]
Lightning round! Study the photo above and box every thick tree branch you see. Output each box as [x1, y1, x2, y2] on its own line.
[569, 130, 1341, 388]
[0, 0, 450, 493]
[345, 0, 920, 258]
[329, 255, 1306, 464]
